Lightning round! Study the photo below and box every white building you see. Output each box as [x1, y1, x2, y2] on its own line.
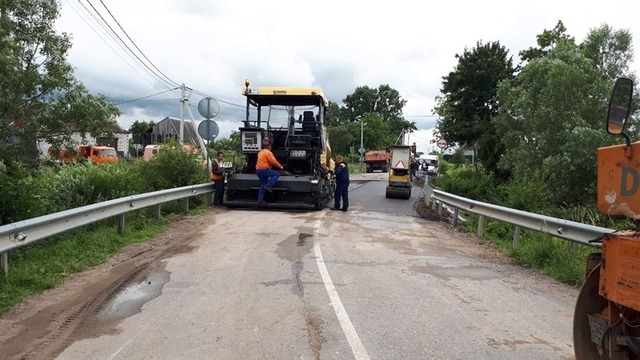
[38, 124, 131, 158]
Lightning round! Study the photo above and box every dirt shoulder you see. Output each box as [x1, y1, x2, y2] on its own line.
[0, 210, 221, 360]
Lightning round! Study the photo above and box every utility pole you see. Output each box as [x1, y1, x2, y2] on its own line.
[360, 120, 364, 153]
[180, 83, 186, 144]
[359, 118, 365, 171]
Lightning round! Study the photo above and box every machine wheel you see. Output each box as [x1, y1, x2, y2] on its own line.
[386, 186, 411, 199]
[573, 263, 608, 359]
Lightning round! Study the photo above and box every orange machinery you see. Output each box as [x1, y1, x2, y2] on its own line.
[574, 77, 640, 359]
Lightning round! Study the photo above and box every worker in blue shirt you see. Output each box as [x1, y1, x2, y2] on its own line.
[331, 155, 349, 211]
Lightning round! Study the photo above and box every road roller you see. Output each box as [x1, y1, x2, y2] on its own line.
[573, 77, 640, 359]
[385, 145, 412, 199]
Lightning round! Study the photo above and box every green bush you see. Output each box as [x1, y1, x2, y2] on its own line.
[509, 233, 589, 286]
[433, 165, 495, 202]
[1, 141, 209, 226]
[36, 162, 145, 213]
[137, 141, 207, 192]
[0, 161, 48, 224]
[552, 204, 636, 230]
[490, 172, 553, 213]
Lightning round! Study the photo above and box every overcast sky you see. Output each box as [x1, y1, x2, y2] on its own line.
[54, 0, 640, 153]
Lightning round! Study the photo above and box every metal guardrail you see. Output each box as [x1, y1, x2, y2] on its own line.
[424, 185, 613, 248]
[0, 180, 612, 275]
[0, 183, 215, 275]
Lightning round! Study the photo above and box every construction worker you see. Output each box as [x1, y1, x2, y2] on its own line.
[410, 157, 419, 181]
[211, 151, 226, 206]
[331, 155, 349, 211]
[256, 143, 283, 204]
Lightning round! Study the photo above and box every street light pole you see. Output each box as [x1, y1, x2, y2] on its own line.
[360, 119, 364, 171]
[360, 120, 364, 150]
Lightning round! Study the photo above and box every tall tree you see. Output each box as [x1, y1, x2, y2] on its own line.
[129, 120, 155, 145]
[494, 39, 613, 205]
[325, 101, 343, 127]
[0, 0, 120, 162]
[434, 40, 515, 173]
[340, 84, 415, 141]
[581, 24, 634, 82]
[327, 125, 354, 156]
[341, 85, 380, 121]
[211, 130, 241, 152]
[519, 20, 575, 62]
[329, 112, 399, 155]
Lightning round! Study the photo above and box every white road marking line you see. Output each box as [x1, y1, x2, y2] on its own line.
[313, 215, 371, 360]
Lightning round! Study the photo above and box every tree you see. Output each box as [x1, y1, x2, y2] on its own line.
[494, 39, 613, 205]
[341, 85, 379, 121]
[325, 101, 343, 127]
[340, 84, 415, 141]
[327, 125, 354, 156]
[209, 131, 242, 169]
[519, 20, 575, 62]
[434, 40, 515, 173]
[359, 112, 395, 149]
[581, 25, 638, 132]
[129, 120, 155, 145]
[0, 0, 120, 162]
[581, 24, 634, 82]
[211, 131, 241, 152]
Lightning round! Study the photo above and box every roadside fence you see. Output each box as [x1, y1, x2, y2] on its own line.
[0, 183, 215, 275]
[423, 184, 612, 250]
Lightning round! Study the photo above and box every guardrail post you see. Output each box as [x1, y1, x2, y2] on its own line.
[437, 202, 443, 216]
[182, 198, 189, 214]
[477, 215, 484, 237]
[117, 214, 125, 234]
[206, 193, 213, 206]
[453, 207, 459, 227]
[154, 205, 161, 220]
[513, 225, 521, 249]
[1, 252, 7, 276]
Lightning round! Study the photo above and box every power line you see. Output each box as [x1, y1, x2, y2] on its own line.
[83, 0, 177, 90]
[65, 0, 168, 92]
[68, 0, 177, 94]
[64, 1, 253, 114]
[97, 0, 180, 88]
[115, 88, 179, 105]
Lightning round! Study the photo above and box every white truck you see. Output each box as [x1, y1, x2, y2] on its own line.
[418, 154, 439, 176]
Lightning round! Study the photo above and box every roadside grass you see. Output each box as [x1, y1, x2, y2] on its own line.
[0, 212, 172, 316]
[458, 215, 592, 287]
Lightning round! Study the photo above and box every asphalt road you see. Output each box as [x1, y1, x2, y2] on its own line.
[47, 173, 577, 360]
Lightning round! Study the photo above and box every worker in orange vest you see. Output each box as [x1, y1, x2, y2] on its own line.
[256, 143, 283, 204]
[211, 151, 225, 206]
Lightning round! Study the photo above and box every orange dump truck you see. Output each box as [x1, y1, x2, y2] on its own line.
[50, 145, 118, 164]
[364, 149, 390, 173]
[78, 145, 118, 164]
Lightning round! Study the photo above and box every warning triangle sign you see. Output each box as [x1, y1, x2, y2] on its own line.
[395, 161, 406, 169]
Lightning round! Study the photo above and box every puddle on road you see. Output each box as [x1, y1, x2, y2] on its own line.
[98, 270, 170, 322]
[297, 233, 312, 246]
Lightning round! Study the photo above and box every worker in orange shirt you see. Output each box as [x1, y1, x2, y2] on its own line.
[210, 151, 226, 206]
[256, 143, 283, 204]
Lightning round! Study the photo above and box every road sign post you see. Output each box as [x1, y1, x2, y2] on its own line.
[358, 147, 366, 171]
[197, 98, 220, 183]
